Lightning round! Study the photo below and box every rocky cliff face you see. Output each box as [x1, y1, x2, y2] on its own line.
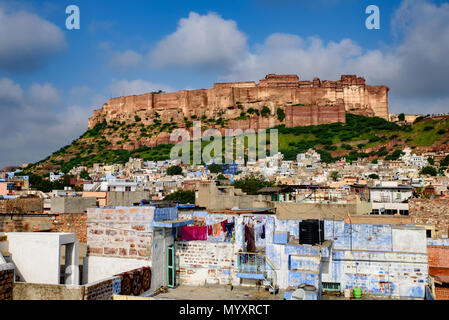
[88, 74, 389, 150]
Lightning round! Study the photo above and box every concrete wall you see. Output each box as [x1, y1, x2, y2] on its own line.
[51, 197, 97, 214]
[275, 201, 372, 220]
[7, 233, 79, 285]
[108, 191, 151, 207]
[322, 250, 428, 298]
[12, 282, 84, 300]
[83, 255, 150, 285]
[151, 227, 174, 290]
[196, 183, 271, 210]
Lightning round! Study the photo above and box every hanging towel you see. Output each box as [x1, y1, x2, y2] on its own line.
[224, 222, 235, 238]
[220, 220, 228, 233]
[244, 225, 256, 253]
[181, 226, 207, 241]
[213, 223, 221, 237]
[207, 225, 213, 236]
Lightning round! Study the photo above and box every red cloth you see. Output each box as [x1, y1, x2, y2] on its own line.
[207, 225, 213, 236]
[181, 226, 207, 241]
[220, 220, 228, 233]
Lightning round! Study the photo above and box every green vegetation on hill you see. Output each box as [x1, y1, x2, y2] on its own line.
[25, 113, 449, 175]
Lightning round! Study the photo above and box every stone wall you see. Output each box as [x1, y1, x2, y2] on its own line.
[175, 241, 240, 286]
[88, 74, 389, 150]
[0, 214, 55, 233]
[409, 199, 449, 238]
[0, 263, 14, 300]
[0, 198, 43, 214]
[86, 207, 154, 259]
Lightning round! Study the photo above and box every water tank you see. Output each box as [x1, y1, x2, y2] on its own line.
[299, 220, 324, 245]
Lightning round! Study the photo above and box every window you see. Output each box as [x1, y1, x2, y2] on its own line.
[426, 230, 432, 238]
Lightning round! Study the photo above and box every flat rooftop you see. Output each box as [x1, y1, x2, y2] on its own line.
[147, 285, 284, 300]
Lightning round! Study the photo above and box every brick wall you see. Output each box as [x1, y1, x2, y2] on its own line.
[0, 213, 87, 243]
[176, 241, 239, 286]
[83, 277, 118, 300]
[435, 287, 449, 300]
[428, 246, 449, 268]
[53, 213, 87, 243]
[0, 264, 14, 300]
[83, 266, 151, 300]
[409, 199, 449, 238]
[86, 207, 154, 259]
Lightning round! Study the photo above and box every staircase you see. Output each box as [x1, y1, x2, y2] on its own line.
[236, 252, 278, 294]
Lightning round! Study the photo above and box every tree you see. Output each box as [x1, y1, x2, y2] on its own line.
[166, 165, 183, 176]
[80, 170, 90, 180]
[440, 155, 449, 167]
[276, 108, 285, 122]
[164, 190, 195, 204]
[369, 173, 380, 179]
[420, 166, 437, 176]
[427, 157, 435, 166]
[261, 106, 271, 117]
[216, 174, 228, 180]
[330, 171, 340, 181]
[233, 175, 275, 195]
[207, 163, 223, 174]
[398, 113, 405, 121]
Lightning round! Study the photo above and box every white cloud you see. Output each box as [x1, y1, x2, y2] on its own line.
[109, 79, 174, 97]
[0, 78, 94, 168]
[109, 50, 143, 69]
[0, 77, 24, 106]
[0, 7, 66, 72]
[150, 12, 248, 70]
[222, 0, 449, 113]
[28, 83, 61, 107]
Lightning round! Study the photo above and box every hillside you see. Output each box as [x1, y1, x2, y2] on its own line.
[25, 114, 449, 175]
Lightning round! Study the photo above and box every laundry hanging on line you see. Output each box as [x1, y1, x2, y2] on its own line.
[181, 226, 207, 241]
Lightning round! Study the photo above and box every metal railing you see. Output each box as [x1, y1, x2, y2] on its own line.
[237, 252, 277, 293]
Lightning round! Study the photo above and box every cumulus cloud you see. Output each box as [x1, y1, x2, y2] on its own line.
[109, 79, 174, 97]
[150, 12, 248, 70]
[150, 3, 449, 113]
[0, 79, 93, 169]
[0, 78, 24, 106]
[28, 83, 61, 107]
[0, 7, 66, 72]
[109, 50, 143, 69]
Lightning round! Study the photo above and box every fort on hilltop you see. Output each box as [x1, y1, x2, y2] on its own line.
[88, 74, 389, 148]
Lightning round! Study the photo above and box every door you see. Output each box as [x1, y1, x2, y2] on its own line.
[167, 244, 176, 288]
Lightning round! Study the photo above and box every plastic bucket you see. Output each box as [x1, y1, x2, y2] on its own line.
[353, 288, 362, 299]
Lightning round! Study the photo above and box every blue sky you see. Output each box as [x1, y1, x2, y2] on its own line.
[0, 0, 448, 168]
